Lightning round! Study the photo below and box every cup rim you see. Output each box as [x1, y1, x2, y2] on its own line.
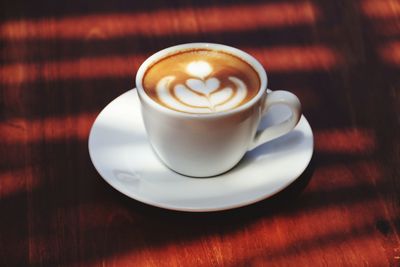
[135, 43, 268, 118]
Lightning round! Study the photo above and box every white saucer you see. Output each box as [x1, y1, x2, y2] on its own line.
[88, 89, 314, 212]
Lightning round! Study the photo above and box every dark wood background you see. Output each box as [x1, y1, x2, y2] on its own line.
[1, 0, 399, 266]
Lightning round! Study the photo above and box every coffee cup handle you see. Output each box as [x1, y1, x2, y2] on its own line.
[248, 90, 302, 150]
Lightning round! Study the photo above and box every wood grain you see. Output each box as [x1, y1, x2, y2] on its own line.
[1, 0, 399, 266]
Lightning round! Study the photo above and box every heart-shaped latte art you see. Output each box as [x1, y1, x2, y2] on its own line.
[186, 78, 220, 95]
[156, 75, 248, 113]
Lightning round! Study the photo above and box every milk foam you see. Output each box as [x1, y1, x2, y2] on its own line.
[156, 61, 248, 113]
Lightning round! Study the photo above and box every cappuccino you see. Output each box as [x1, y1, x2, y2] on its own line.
[143, 49, 260, 114]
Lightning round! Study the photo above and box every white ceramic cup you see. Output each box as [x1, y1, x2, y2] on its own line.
[136, 43, 301, 177]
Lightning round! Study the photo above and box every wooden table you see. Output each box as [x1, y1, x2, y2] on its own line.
[1, 1, 399, 266]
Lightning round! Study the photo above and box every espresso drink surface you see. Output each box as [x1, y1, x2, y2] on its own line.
[143, 49, 261, 114]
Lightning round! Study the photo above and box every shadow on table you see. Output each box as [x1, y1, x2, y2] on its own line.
[0, 0, 292, 20]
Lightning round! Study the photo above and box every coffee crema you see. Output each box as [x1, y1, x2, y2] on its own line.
[142, 49, 261, 114]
